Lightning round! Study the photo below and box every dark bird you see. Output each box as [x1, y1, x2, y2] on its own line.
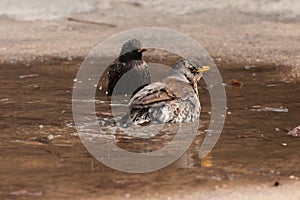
[106, 39, 150, 96]
[127, 58, 210, 125]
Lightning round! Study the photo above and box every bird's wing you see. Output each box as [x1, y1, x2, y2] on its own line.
[107, 62, 126, 95]
[161, 77, 195, 101]
[129, 82, 176, 109]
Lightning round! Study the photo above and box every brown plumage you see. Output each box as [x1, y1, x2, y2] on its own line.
[127, 58, 210, 125]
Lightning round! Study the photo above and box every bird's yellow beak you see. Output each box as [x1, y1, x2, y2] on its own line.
[138, 48, 147, 53]
[198, 66, 210, 73]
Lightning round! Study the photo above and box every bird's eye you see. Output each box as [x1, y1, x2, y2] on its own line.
[191, 67, 198, 73]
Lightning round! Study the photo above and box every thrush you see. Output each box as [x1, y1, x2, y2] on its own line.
[106, 39, 150, 96]
[127, 58, 210, 125]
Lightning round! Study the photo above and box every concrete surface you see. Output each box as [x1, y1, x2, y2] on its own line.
[0, 0, 300, 82]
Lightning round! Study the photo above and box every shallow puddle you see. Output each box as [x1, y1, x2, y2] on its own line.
[0, 60, 299, 199]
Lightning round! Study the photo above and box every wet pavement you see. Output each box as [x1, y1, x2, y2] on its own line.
[0, 57, 299, 199]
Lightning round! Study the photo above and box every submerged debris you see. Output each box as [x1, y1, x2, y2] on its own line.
[38, 124, 44, 129]
[250, 105, 289, 113]
[266, 84, 277, 87]
[35, 134, 54, 144]
[244, 65, 257, 70]
[9, 189, 42, 196]
[19, 74, 39, 79]
[286, 126, 300, 137]
[281, 142, 288, 147]
[230, 79, 243, 87]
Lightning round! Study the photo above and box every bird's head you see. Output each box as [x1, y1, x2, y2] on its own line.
[119, 39, 147, 62]
[174, 58, 210, 83]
